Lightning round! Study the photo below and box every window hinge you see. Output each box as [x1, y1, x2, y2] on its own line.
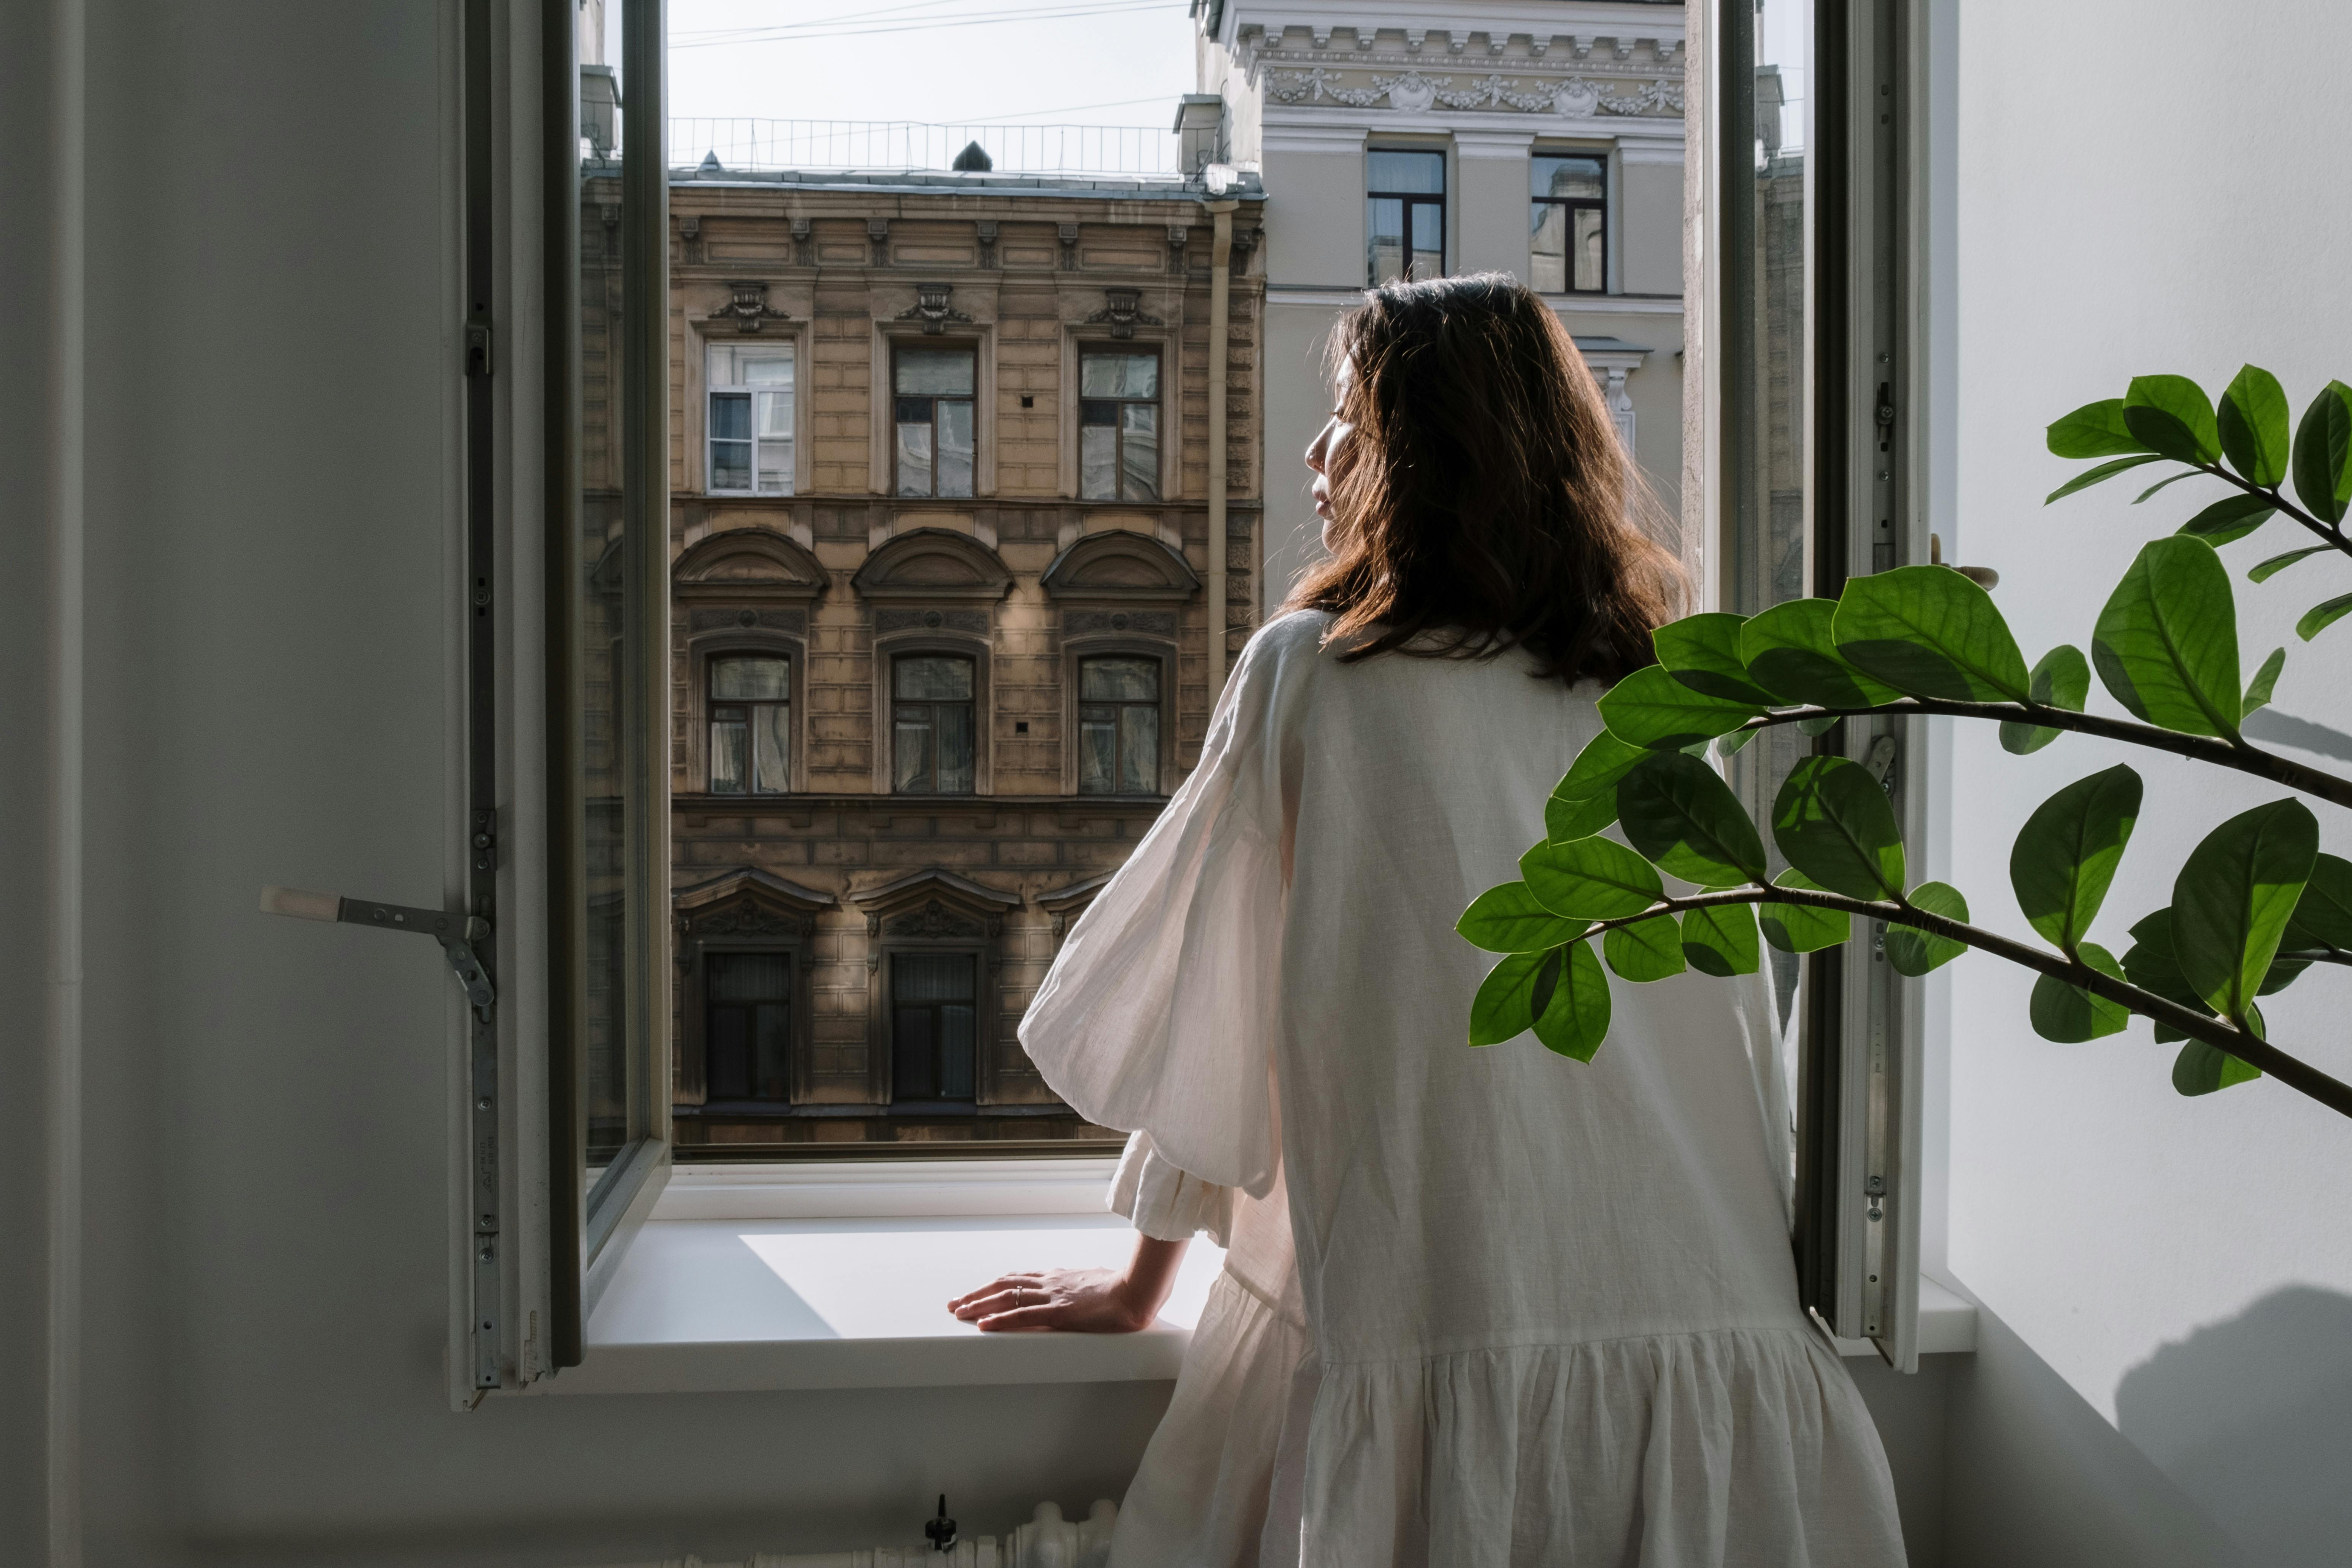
[260, 885, 496, 1022]
[465, 320, 493, 380]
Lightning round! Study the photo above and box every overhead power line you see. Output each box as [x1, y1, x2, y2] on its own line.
[670, 0, 1182, 48]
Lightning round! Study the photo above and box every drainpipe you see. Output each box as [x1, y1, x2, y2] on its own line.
[1205, 199, 1237, 704]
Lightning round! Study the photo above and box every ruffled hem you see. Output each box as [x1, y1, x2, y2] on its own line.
[1111, 1131, 1237, 1246]
[1297, 1327, 1907, 1568]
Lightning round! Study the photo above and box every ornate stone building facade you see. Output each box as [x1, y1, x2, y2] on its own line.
[655, 158, 1267, 1146]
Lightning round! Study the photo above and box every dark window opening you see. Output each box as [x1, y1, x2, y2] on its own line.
[705, 950, 792, 1102]
[891, 952, 977, 1102]
[1367, 149, 1446, 284]
[893, 654, 977, 794]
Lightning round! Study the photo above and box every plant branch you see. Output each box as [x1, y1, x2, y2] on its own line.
[1733, 701, 2352, 809]
[2196, 460, 2349, 551]
[1585, 886, 2352, 1121]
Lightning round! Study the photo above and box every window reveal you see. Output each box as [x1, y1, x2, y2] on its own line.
[1367, 149, 1446, 285]
[891, 951, 978, 1102]
[706, 342, 795, 494]
[1077, 656, 1161, 795]
[708, 653, 790, 794]
[891, 654, 976, 794]
[893, 346, 977, 497]
[704, 950, 792, 1101]
[1531, 154, 1607, 294]
[1078, 350, 1161, 501]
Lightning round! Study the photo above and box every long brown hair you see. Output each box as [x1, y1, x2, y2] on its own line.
[1284, 272, 1685, 685]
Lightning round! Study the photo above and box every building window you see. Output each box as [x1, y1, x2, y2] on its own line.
[893, 346, 977, 497]
[707, 342, 795, 494]
[708, 653, 790, 794]
[892, 654, 976, 794]
[1367, 149, 1446, 284]
[1531, 154, 1607, 294]
[891, 952, 977, 1102]
[1077, 656, 1161, 795]
[1078, 350, 1161, 501]
[704, 951, 792, 1101]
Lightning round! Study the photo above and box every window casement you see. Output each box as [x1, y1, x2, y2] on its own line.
[705, 340, 795, 495]
[670, 869, 832, 1122]
[1078, 348, 1161, 502]
[848, 868, 1020, 1108]
[1077, 655, 1163, 796]
[891, 653, 978, 795]
[707, 651, 790, 795]
[1367, 148, 1446, 284]
[704, 950, 794, 1101]
[893, 345, 978, 498]
[1531, 153, 1608, 294]
[889, 952, 980, 1103]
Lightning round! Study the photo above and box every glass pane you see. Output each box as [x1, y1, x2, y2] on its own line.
[1079, 398, 1118, 426]
[710, 716, 747, 793]
[710, 950, 790, 1001]
[937, 398, 975, 497]
[706, 342, 738, 387]
[1080, 352, 1158, 398]
[755, 387, 792, 436]
[1078, 711, 1115, 794]
[1410, 201, 1443, 281]
[708, 392, 750, 440]
[756, 436, 792, 495]
[1120, 404, 1159, 500]
[1367, 149, 1445, 194]
[707, 1006, 749, 1099]
[1119, 704, 1158, 794]
[1080, 656, 1158, 701]
[891, 1007, 936, 1100]
[1573, 207, 1605, 292]
[743, 351, 792, 385]
[709, 438, 750, 492]
[752, 702, 789, 793]
[895, 655, 973, 700]
[1080, 424, 1116, 500]
[1530, 204, 1567, 292]
[896, 952, 977, 1001]
[894, 714, 929, 792]
[1533, 155, 1605, 200]
[753, 1001, 790, 1099]
[895, 348, 975, 395]
[1369, 196, 1404, 284]
[939, 1006, 976, 1099]
[934, 701, 975, 794]
[711, 655, 789, 700]
[895, 419, 933, 496]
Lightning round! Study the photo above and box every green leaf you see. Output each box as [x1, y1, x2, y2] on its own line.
[1741, 599, 1906, 709]
[2249, 545, 2333, 583]
[2045, 453, 2165, 505]
[1457, 881, 1591, 954]
[2092, 537, 2244, 739]
[2176, 492, 2276, 548]
[2121, 908, 2209, 1044]
[1596, 665, 1763, 751]
[1533, 941, 1613, 1061]
[2008, 764, 2143, 955]
[2292, 380, 2352, 526]
[1682, 902, 1762, 976]
[1653, 613, 1777, 705]
[1616, 751, 1769, 887]
[1470, 949, 1550, 1045]
[2123, 375, 2220, 464]
[1886, 881, 1970, 976]
[2030, 943, 2130, 1042]
[1759, 869, 1851, 953]
[1547, 731, 1647, 843]
[1772, 755, 1906, 901]
[1798, 714, 1839, 737]
[2048, 398, 2148, 459]
[2172, 1039, 2262, 1096]
[1833, 565, 2033, 702]
[1603, 914, 1686, 982]
[1716, 727, 1756, 758]
[2000, 643, 2092, 755]
[2282, 852, 2352, 953]
[2241, 647, 2284, 720]
[2170, 798, 2319, 1026]
[2295, 592, 2352, 642]
[2219, 365, 2291, 486]
[2134, 469, 2209, 506]
[1520, 835, 1666, 921]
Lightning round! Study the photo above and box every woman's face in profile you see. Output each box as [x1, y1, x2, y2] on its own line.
[1305, 360, 1356, 551]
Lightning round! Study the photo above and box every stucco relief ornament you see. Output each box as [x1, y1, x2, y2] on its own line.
[896, 281, 972, 336]
[1376, 70, 1445, 113]
[1599, 78, 1686, 115]
[1436, 74, 1556, 111]
[1554, 78, 1603, 118]
[1268, 67, 1386, 107]
[1083, 287, 1164, 341]
[708, 280, 792, 334]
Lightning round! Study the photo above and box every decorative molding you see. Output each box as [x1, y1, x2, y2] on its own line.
[1167, 224, 1189, 275]
[672, 526, 828, 604]
[1266, 64, 1682, 117]
[867, 217, 890, 266]
[850, 867, 1021, 945]
[790, 216, 813, 267]
[1041, 530, 1200, 604]
[1038, 872, 1116, 939]
[704, 279, 792, 335]
[896, 281, 972, 335]
[1057, 222, 1080, 271]
[852, 527, 1014, 605]
[1082, 288, 1163, 342]
[976, 220, 998, 270]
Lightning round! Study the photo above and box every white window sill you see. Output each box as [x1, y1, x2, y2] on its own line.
[537, 1160, 1976, 1396]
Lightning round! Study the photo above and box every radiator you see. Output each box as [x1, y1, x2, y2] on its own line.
[588, 1498, 1118, 1568]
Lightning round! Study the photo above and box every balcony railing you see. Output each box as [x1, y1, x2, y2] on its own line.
[670, 118, 1182, 178]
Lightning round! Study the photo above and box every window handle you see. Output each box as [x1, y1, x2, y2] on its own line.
[261, 885, 496, 1020]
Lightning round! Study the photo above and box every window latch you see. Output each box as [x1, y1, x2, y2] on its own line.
[261, 886, 495, 1022]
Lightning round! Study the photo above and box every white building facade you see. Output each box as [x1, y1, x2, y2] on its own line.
[1192, 0, 1688, 610]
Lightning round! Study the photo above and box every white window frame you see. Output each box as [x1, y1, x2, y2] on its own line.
[703, 339, 798, 497]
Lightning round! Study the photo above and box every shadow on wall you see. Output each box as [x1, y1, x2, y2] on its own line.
[2115, 1285, 2352, 1568]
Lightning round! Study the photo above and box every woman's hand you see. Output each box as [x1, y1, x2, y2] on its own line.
[947, 1236, 1188, 1333]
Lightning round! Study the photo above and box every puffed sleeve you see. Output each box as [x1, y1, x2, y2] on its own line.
[1109, 1131, 1237, 1247]
[1018, 615, 1307, 1204]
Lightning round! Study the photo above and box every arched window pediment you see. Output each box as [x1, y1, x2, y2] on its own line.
[674, 526, 828, 604]
[1041, 530, 1200, 603]
[851, 527, 1014, 605]
[848, 866, 1021, 939]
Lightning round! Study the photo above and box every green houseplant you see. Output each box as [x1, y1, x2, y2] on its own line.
[1458, 367, 2352, 1120]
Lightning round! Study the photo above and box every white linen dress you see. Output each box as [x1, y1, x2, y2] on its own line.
[1021, 610, 1907, 1568]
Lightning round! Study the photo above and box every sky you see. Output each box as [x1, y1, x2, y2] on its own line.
[662, 0, 1202, 130]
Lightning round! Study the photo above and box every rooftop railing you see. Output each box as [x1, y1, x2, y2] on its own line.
[670, 118, 1184, 178]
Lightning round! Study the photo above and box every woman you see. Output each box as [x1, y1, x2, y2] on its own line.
[949, 274, 1906, 1566]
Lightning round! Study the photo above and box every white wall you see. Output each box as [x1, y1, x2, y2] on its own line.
[1945, 2, 2352, 1562]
